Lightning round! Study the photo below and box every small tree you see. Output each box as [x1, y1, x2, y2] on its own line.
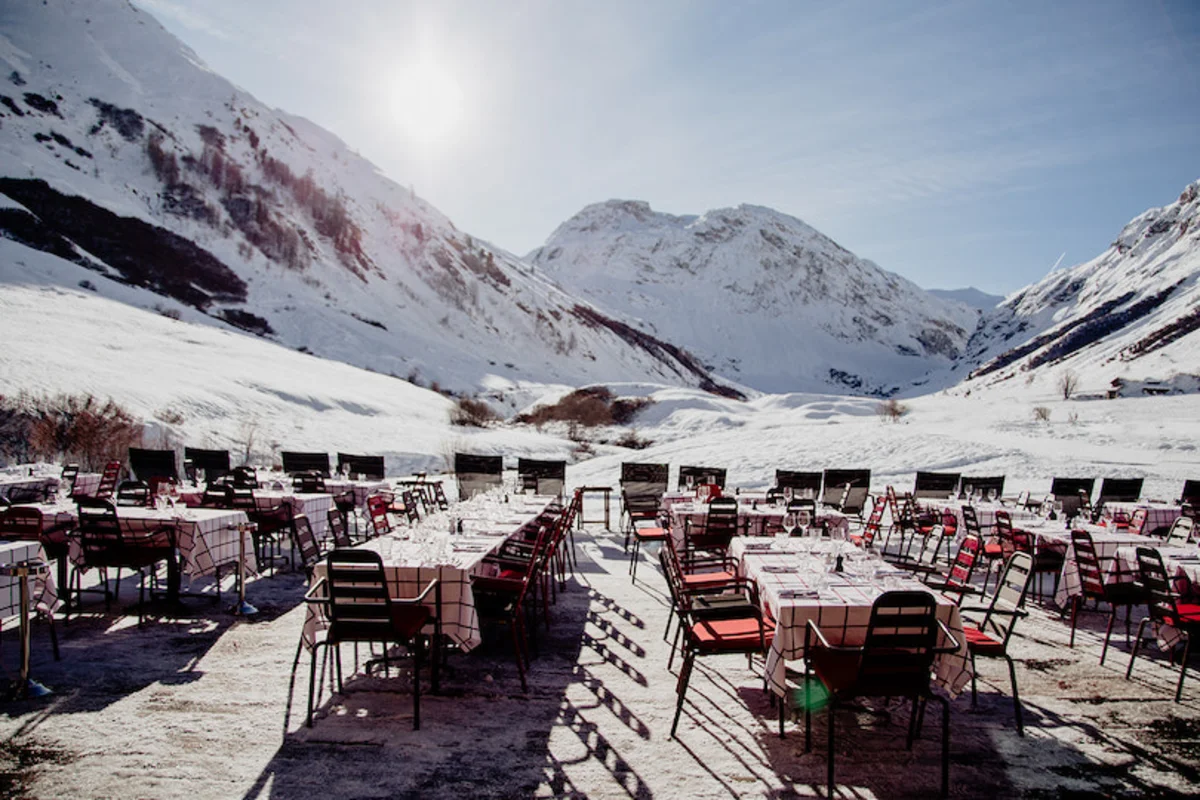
[450, 397, 498, 427]
[1033, 406, 1051, 423]
[1059, 370, 1079, 400]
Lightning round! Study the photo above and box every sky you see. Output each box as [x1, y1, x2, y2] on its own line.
[131, 0, 1200, 295]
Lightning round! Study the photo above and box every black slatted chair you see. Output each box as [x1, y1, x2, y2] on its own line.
[128, 448, 179, 484]
[1126, 547, 1200, 702]
[620, 462, 669, 551]
[1050, 477, 1095, 520]
[304, 550, 440, 728]
[1068, 530, 1145, 663]
[959, 475, 1006, 501]
[914, 471, 962, 500]
[1179, 480, 1200, 508]
[336, 453, 386, 480]
[678, 465, 727, 490]
[517, 458, 567, 498]
[796, 590, 959, 798]
[821, 469, 871, 517]
[73, 498, 175, 625]
[281, 451, 331, 477]
[455, 453, 503, 500]
[183, 447, 231, 485]
[774, 470, 822, 498]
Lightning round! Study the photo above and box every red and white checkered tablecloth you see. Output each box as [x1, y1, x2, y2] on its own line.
[65, 506, 254, 579]
[1100, 502, 1183, 536]
[302, 495, 556, 653]
[253, 490, 332, 541]
[0, 540, 59, 619]
[70, 473, 101, 497]
[729, 538, 971, 698]
[1039, 524, 1149, 608]
[0, 475, 59, 502]
[324, 478, 390, 509]
[669, 502, 849, 547]
[919, 500, 1041, 537]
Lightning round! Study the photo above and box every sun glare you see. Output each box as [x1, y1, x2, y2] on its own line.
[391, 57, 465, 150]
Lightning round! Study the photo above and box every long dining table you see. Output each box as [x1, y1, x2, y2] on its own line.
[668, 497, 850, 547]
[729, 537, 972, 698]
[301, 493, 559, 654]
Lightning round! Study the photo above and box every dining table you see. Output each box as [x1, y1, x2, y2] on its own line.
[729, 537, 972, 698]
[1099, 501, 1183, 537]
[1023, 521, 1153, 609]
[918, 498, 1041, 536]
[301, 493, 559, 654]
[668, 497, 850, 547]
[0, 539, 59, 620]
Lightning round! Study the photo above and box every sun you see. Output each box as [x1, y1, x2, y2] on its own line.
[391, 57, 465, 150]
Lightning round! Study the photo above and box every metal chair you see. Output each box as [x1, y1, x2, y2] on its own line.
[1125, 547, 1200, 702]
[797, 590, 959, 798]
[304, 549, 439, 728]
[1067, 530, 1145, 663]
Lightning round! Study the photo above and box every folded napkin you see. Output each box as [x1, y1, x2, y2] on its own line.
[741, 542, 775, 551]
[760, 564, 798, 573]
[452, 543, 491, 552]
[777, 588, 819, 599]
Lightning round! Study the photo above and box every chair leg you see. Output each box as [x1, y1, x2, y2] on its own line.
[670, 649, 695, 739]
[939, 694, 951, 798]
[804, 666, 813, 752]
[1126, 618, 1151, 680]
[629, 539, 640, 580]
[827, 695, 836, 800]
[412, 638, 423, 731]
[1100, 606, 1118, 665]
[1068, 595, 1080, 648]
[306, 643, 322, 727]
[46, 614, 60, 661]
[970, 652, 978, 706]
[1005, 654, 1023, 736]
[1175, 635, 1191, 703]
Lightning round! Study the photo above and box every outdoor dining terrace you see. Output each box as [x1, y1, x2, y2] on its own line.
[0, 454, 1199, 798]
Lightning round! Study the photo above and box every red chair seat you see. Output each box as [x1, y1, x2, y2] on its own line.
[1175, 603, 1200, 624]
[691, 616, 773, 652]
[681, 570, 736, 588]
[809, 648, 862, 694]
[984, 542, 1003, 557]
[634, 526, 669, 542]
[963, 624, 1004, 656]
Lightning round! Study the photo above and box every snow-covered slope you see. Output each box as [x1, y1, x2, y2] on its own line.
[528, 200, 980, 395]
[957, 179, 1200, 398]
[0, 0, 733, 396]
[928, 287, 1003, 311]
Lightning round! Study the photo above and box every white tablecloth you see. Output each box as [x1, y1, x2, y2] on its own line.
[0, 540, 59, 619]
[1100, 502, 1183, 536]
[669, 501, 849, 547]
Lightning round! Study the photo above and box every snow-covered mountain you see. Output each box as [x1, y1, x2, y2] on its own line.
[0, 0, 738, 396]
[528, 200, 980, 395]
[958, 179, 1200, 397]
[928, 287, 1003, 312]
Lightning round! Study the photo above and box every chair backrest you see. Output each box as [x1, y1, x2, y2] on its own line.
[960, 474, 1008, 501]
[115, 480, 149, 507]
[327, 509, 353, 548]
[678, 465, 727, 490]
[914, 471, 961, 500]
[200, 483, 234, 508]
[993, 508, 1012, 538]
[942, 534, 981, 603]
[0, 506, 43, 540]
[516, 458, 567, 497]
[96, 460, 122, 499]
[961, 504, 982, 536]
[60, 463, 80, 495]
[230, 465, 259, 489]
[400, 490, 421, 524]
[76, 497, 124, 556]
[620, 462, 669, 507]
[292, 471, 327, 493]
[230, 487, 257, 512]
[1134, 547, 1181, 626]
[857, 498, 885, 548]
[687, 496, 739, 552]
[1051, 477, 1094, 502]
[978, 552, 1033, 647]
[183, 447, 231, 483]
[822, 469, 871, 514]
[774, 470, 822, 496]
[855, 590, 941, 697]
[128, 447, 179, 483]
[281, 451, 331, 477]
[1070, 529, 1107, 599]
[1178, 480, 1200, 506]
[431, 482, 449, 510]
[291, 514, 322, 576]
[455, 453, 503, 499]
[1128, 508, 1148, 535]
[911, 525, 947, 570]
[1097, 477, 1143, 506]
[366, 494, 391, 537]
[1165, 515, 1194, 546]
[336, 453, 386, 480]
[324, 549, 395, 640]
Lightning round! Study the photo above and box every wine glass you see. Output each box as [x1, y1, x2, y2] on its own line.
[964, 484, 974, 502]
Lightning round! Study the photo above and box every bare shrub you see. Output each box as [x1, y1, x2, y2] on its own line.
[516, 387, 652, 428]
[876, 398, 909, 423]
[615, 429, 653, 450]
[7, 393, 144, 469]
[451, 397, 499, 427]
[1059, 370, 1079, 400]
[1033, 406, 1051, 423]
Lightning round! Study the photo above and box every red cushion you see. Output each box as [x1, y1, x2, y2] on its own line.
[1176, 603, 1200, 624]
[691, 616, 773, 651]
[809, 647, 863, 694]
[634, 526, 668, 541]
[983, 543, 1003, 557]
[963, 624, 1004, 656]
[681, 570, 735, 587]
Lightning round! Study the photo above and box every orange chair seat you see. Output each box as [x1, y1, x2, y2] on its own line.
[691, 616, 774, 652]
[963, 624, 1004, 656]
